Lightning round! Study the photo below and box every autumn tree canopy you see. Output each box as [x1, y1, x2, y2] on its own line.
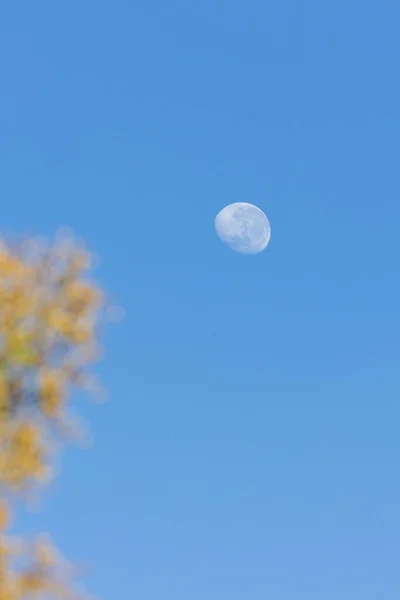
[0, 232, 115, 599]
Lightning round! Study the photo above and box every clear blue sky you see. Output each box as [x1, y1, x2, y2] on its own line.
[1, 0, 400, 597]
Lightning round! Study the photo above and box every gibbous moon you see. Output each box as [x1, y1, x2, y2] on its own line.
[215, 202, 271, 254]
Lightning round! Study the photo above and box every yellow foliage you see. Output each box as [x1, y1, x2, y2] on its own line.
[0, 231, 116, 599]
[0, 421, 49, 489]
[39, 369, 64, 417]
[0, 525, 91, 598]
[0, 375, 9, 417]
[0, 502, 9, 531]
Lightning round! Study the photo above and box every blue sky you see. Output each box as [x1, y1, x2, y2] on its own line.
[1, 0, 400, 597]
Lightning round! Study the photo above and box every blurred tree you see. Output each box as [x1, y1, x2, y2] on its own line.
[0, 232, 115, 598]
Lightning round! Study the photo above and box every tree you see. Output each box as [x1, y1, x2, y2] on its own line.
[0, 232, 116, 598]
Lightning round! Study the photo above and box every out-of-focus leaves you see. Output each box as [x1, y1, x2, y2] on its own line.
[0, 231, 118, 599]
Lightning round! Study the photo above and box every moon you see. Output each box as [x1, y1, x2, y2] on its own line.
[215, 202, 271, 254]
